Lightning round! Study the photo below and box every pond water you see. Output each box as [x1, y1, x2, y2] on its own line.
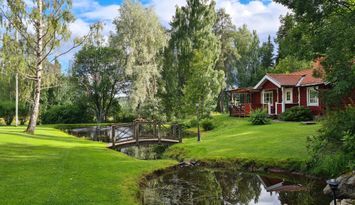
[64, 126, 167, 159]
[141, 166, 331, 205]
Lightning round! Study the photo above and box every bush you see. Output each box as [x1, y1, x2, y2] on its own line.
[280, 106, 313, 121]
[201, 119, 215, 131]
[308, 106, 355, 176]
[42, 104, 92, 124]
[188, 118, 198, 127]
[0, 101, 15, 125]
[249, 109, 270, 125]
[113, 111, 136, 123]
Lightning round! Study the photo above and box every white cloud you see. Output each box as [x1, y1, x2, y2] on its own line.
[215, 0, 289, 41]
[149, 0, 186, 27]
[58, 0, 289, 71]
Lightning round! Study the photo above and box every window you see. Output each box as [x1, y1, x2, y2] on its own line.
[232, 93, 250, 104]
[263, 91, 273, 104]
[307, 87, 319, 106]
[284, 88, 293, 104]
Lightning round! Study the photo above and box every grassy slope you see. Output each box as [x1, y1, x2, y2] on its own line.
[166, 114, 320, 165]
[0, 126, 175, 205]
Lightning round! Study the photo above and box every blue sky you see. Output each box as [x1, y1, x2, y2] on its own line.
[58, 0, 289, 70]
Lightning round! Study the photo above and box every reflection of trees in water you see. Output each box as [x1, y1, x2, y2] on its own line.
[278, 180, 330, 205]
[143, 168, 262, 205]
[142, 167, 329, 205]
[214, 171, 261, 205]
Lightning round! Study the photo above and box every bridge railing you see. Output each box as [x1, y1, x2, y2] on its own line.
[110, 121, 182, 147]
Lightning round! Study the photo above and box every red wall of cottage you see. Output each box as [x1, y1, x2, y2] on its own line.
[257, 79, 326, 115]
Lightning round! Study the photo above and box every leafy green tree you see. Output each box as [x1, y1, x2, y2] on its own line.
[0, 101, 15, 125]
[259, 35, 274, 71]
[72, 46, 125, 123]
[234, 25, 261, 87]
[214, 9, 239, 112]
[0, 0, 88, 133]
[273, 56, 311, 73]
[274, 0, 355, 104]
[111, 0, 167, 114]
[161, 0, 224, 119]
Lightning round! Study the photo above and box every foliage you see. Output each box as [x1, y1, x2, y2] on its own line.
[113, 111, 136, 123]
[249, 109, 270, 125]
[280, 106, 314, 121]
[161, 0, 224, 119]
[72, 46, 125, 123]
[307, 106, 355, 176]
[273, 56, 311, 73]
[0, 101, 15, 125]
[234, 25, 262, 87]
[41, 104, 92, 124]
[0, 0, 83, 133]
[111, 0, 167, 112]
[274, 0, 355, 106]
[201, 119, 215, 131]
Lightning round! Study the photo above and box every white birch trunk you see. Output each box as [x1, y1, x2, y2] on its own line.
[26, 0, 43, 134]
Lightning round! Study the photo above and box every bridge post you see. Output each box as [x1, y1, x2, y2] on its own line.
[178, 125, 182, 143]
[111, 125, 116, 148]
[135, 121, 139, 146]
[157, 122, 161, 143]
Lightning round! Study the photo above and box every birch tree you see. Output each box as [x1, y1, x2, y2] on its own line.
[111, 0, 167, 113]
[0, 0, 89, 133]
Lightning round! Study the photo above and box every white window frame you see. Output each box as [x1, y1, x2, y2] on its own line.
[284, 88, 293, 104]
[307, 86, 319, 106]
[262, 91, 273, 104]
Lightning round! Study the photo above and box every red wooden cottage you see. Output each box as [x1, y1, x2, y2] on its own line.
[228, 69, 329, 117]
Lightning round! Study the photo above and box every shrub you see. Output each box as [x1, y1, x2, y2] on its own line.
[308, 106, 355, 176]
[113, 111, 136, 123]
[42, 104, 92, 124]
[188, 118, 199, 127]
[280, 106, 313, 121]
[201, 119, 215, 131]
[249, 109, 270, 125]
[0, 101, 15, 125]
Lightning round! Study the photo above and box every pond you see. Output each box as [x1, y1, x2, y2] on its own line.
[140, 166, 331, 205]
[64, 126, 168, 159]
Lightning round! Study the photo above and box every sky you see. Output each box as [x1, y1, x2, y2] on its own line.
[58, 0, 290, 70]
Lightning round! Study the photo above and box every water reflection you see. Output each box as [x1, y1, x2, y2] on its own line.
[141, 167, 330, 205]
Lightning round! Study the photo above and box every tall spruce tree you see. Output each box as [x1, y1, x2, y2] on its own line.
[161, 0, 224, 119]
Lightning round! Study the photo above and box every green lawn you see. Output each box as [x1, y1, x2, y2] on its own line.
[0, 115, 320, 204]
[166, 114, 320, 164]
[0, 126, 175, 205]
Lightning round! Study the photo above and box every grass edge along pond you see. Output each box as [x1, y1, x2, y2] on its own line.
[165, 114, 320, 170]
[0, 126, 176, 205]
[0, 114, 320, 204]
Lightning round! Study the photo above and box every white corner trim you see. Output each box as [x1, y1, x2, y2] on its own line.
[253, 75, 281, 89]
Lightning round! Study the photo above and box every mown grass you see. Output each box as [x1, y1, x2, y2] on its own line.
[166, 114, 320, 166]
[0, 126, 175, 205]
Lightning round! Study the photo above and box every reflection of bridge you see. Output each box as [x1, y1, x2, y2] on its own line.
[108, 121, 182, 149]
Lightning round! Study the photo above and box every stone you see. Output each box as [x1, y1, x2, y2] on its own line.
[324, 172, 355, 199]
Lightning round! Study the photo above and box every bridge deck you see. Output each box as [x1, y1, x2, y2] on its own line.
[108, 138, 180, 148]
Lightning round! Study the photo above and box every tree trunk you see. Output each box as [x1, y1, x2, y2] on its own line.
[26, 0, 43, 134]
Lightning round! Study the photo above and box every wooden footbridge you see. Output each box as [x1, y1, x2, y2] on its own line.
[108, 120, 182, 149]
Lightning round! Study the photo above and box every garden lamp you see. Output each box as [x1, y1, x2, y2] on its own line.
[326, 179, 339, 205]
